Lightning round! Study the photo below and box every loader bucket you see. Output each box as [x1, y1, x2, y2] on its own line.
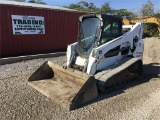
[28, 61, 98, 110]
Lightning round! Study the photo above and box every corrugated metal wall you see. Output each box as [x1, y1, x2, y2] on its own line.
[0, 4, 84, 57]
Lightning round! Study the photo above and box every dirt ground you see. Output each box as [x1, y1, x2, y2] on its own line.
[0, 37, 160, 120]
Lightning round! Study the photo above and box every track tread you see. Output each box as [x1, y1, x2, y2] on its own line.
[95, 57, 143, 93]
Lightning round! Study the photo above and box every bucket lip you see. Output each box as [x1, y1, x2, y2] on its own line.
[48, 61, 93, 80]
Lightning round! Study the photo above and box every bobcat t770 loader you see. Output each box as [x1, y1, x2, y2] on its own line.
[28, 14, 144, 110]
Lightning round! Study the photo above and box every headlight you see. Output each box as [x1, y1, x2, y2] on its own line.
[92, 49, 97, 57]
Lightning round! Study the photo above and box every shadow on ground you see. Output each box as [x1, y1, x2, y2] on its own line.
[76, 62, 160, 110]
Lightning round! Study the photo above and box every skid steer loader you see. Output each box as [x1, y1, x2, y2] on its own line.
[28, 14, 144, 110]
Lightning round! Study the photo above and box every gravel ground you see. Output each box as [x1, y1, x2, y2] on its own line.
[0, 37, 160, 120]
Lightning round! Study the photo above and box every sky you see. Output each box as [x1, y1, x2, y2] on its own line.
[43, 0, 160, 12]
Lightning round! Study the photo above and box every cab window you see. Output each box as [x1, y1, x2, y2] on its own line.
[100, 20, 120, 45]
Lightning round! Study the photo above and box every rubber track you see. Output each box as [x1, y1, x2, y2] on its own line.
[95, 57, 142, 93]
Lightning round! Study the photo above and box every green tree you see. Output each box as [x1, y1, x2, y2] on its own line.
[65, 0, 135, 18]
[68, 4, 78, 9]
[140, 0, 160, 36]
[112, 9, 136, 19]
[36, 0, 46, 4]
[78, 0, 88, 8]
[154, 12, 160, 18]
[28, 0, 36, 3]
[88, 2, 96, 12]
[28, 0, 46, 4]
[67, 1, 96, 12]
[12, 0, 25, 2]
[141, 0, 154, 16]
[100, 2, 112, 14]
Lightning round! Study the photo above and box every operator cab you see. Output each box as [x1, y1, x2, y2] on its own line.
[76, 14, 122, 58]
